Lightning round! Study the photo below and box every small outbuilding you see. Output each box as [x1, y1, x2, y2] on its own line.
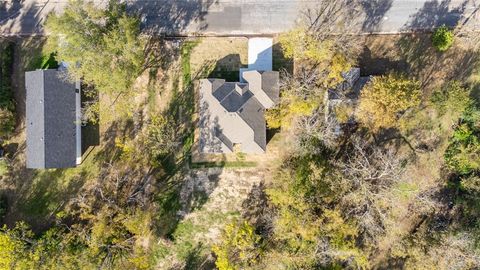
[25, 68, 82, 169]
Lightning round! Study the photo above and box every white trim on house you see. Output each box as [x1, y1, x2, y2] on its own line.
[75, 80, 82, 165]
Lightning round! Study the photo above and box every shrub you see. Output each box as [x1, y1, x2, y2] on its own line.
[432, 25, 454, 52]
[0, 195, 7, 221]
[431, 81, 472, 117]
[0, 43, 16, 138]
[444, 108, 480, 175]
[212, 221, 262, 270]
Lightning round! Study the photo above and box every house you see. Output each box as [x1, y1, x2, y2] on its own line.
[198, 37, 279, 154]
[324, 68, 371, 135]
[199, 70, 279, 154]
[25, 67, 82, 169]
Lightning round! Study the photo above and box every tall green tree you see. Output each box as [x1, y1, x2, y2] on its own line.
[45, 0, 145, 120]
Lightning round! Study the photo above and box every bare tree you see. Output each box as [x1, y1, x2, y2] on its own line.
[335, 137, 404, 246]
[291, 108, 339, 154]
[302, 0, 363, 58]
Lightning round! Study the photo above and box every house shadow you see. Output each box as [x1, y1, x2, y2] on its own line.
[357, 46, 410, 76]
[80, 86, 100, 162]
[207, 53, 243, 82]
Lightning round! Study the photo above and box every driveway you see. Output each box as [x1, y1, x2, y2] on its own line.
[1, 0, 479, 36]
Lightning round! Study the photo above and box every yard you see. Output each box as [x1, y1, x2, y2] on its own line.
[0, 32, 479, 267]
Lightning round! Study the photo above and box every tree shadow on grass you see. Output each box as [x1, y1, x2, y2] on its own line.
[3, 157, 91, 233]
[357, 46, 410, 76]
[17, 168, 87, 231]
[153, 43, 227, 239]
[397, 33, 480, 91]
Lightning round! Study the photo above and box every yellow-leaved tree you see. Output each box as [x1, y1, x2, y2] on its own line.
[212, 221, 262, 270]
[357, 74, 421, 131]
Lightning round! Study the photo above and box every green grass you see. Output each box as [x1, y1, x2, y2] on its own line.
[394, 182, 419, 200]
[19, 152, 100, 218]
[30, 51, 59, 70]
[0, 159, 8, 176]
[169, 210, 240, 263]
[181, 40, 201, 86]
[147, 67, 159, 111]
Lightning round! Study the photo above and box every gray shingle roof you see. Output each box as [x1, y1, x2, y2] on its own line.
[198, 71, 279, 154]
[26, 69, 78, 169]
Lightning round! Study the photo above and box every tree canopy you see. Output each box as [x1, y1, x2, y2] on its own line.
[45, 0, 145, 120]
[357, 74, 421, 131]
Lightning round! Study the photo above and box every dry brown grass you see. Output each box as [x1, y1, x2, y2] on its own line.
[360, 33, 480, 93]
[189, 37, 248, 79]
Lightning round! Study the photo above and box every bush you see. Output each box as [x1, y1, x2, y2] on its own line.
[431, 81, 472, 117]
[444, 108, 480, 174]
[0, 42, 14, 110]
[432, 25, 454, 52]
[212, 221, 263, 270]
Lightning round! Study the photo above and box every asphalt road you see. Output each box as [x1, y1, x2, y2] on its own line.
[1, 0, 479, 36]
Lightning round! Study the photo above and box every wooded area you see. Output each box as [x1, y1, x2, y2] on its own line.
[0, 0, 479, 269]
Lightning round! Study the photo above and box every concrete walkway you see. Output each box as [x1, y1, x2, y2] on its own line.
[1, 0, 479, 36]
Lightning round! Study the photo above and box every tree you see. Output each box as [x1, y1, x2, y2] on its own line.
[274, 1, 363, 130]
[144, 115, 179, 166]
[45, 0, 145, 120]
[432, 25, 454, 52]
[431, 81, 472, 118]
[0, 222, 32, 270]
[445, 123, 480, 174]
[357, 74, 421, 131]
[212, 221, 263, 270]
[336, 137, 404, 246]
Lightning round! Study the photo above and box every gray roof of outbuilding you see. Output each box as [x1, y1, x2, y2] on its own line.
[25, 69, 78, 169]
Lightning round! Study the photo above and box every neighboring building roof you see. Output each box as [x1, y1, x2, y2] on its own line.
[25, 69, 79, 169]
[324, 68, 372, 135]
[199, 70, 279, 154]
